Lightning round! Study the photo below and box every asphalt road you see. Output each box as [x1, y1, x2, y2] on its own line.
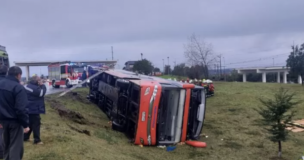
[22, 82, 84, 95]
[45, 84, 68, 95]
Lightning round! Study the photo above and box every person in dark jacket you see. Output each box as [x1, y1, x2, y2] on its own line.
[0, 65, 8, 159]
[81, 69, 87, 87]
[0, 65, 7, 80]
[24, 75, 47, 144]
[0, 66, 30, 160]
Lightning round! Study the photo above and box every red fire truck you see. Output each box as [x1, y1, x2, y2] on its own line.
[48, 62, 83, 88]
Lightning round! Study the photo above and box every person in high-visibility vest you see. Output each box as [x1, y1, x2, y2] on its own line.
[202, 79, 209, 95]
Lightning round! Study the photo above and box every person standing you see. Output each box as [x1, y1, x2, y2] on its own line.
[0, 65, 7, 80]
[24, 75, 47, 144]
[81, 69, 87, 87]
[0, 65, 8, 159]
[0, 66, 29, 160]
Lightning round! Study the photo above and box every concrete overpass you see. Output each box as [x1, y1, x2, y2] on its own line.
[14, 60, 117, 81]
[237, 66, 301, 84]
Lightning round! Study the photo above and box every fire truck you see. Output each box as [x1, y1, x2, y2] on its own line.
[48, 62, 83, 88]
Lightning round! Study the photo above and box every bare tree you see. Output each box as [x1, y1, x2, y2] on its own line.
[184, 34, 216, 78]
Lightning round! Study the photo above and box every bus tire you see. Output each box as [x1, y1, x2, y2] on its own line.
[52, 80, 60, 88]
[66, 80, 73, 88]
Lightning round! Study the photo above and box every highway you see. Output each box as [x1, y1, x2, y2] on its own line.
[45, 85, 68, 95]
[23, 82, 79, 95]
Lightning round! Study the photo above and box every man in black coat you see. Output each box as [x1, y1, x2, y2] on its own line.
[0, 66, 30, 160]
[81, 69, 87, 87]
[0, 65, 8, 159]
[24, 75, 47, 144]
[0, 65, 7, 80]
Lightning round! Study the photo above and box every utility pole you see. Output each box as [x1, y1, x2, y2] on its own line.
[111, 46, 114, 60]
[219, 55, 222, 77]
[273, 58, 274, 66]
[141, 53, 143, 60]
[217, 64, 220, 79]
[167, 57, 170, 75]
[223, 57, 226, 81]
[216, 64, 218, 78]
[214, 64, 216, 76]
[162, 59, 165, 73]
[174, 61, 176, 67]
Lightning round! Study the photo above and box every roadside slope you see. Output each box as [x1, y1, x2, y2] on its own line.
[22, 83, 304, 160]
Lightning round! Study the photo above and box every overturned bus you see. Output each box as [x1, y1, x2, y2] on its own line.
[87, 69, 207, 146]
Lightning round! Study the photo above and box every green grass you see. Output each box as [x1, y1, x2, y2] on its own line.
[22, 83, 304, 160]
[160, 75, 187, 80]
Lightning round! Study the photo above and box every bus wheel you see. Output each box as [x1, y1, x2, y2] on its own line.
[66, 80, 73, 88]
[52, 80, 60, 88]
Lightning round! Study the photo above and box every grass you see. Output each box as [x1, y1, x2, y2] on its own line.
[21, 82, 304, 160]
[160, 75, 187, 80]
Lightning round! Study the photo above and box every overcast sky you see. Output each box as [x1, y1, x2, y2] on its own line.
[1, 0, 304, 76]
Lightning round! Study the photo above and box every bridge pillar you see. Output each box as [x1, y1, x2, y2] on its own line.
[277, 72, 280, 83]
[283, 72, 288, 84]
[25, 66, 29, 82]
[298, 75, 302, 84]
[242, 73, 246, 82]
[262, 72, 266, 83]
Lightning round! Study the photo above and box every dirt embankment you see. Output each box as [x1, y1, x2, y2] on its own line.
[45, 93, 91, 135]
[46, 97, 88, 125]
[65, 92, 91, 104]
[45, 92, 111, 136]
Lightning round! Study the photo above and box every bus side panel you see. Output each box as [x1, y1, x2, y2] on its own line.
[150, 85, 162, 145]
[134, 84, 153, 146]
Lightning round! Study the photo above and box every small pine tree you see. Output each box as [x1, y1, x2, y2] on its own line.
[256, 88, 301, 158]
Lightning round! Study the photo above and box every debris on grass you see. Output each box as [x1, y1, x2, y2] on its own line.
[157, 145, 166, 149]
[200, 133, 209, 138]
[177, 142, 185, 145]
[286, 119, 304, 132]
[166, 146, 177, 152]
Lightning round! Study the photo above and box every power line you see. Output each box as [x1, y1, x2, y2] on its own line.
[226, 53, 288, 65]
[223, 63, 286, 69]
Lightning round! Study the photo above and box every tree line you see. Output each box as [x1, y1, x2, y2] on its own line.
[130, 34, 217, 79]
[130, 34, 304, 82]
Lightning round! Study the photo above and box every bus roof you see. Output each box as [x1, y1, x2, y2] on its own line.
[105, 70, 142, 79]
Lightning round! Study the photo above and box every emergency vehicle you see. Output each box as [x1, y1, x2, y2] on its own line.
[48, 62, 83, 88]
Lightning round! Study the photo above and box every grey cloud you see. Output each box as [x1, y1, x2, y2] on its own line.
[1, 0, 304, 73]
